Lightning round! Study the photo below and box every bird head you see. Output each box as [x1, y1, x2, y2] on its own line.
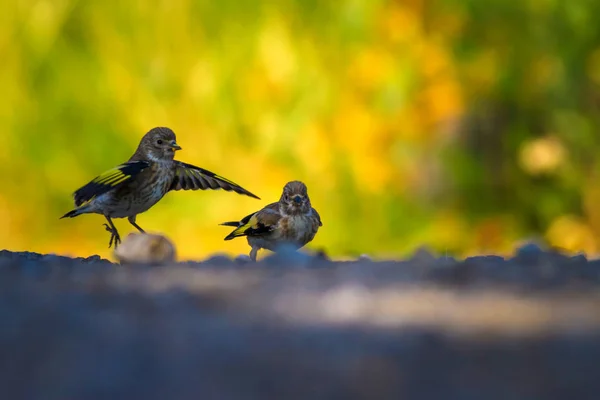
[138, 127, 182, 161]
[280, 181, 311, 215]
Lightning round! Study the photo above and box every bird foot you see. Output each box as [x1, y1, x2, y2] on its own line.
[103, 223, 122, 249]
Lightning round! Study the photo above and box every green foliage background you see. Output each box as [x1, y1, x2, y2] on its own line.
[2, 0, 600, 260]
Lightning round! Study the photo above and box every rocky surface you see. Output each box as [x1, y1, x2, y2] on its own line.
[1, 244, 600, 399]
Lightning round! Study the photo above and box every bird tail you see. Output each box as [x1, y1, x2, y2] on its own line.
[221, 222, 249, 241]
[60, 206, 89, 219]
[220, 211, 260, 240]
[220, 221, 240, 227]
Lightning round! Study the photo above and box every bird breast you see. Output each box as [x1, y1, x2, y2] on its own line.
[146, 163, 175, 200]
[125, 162, 174, 212]
[281, 213, 318, 244]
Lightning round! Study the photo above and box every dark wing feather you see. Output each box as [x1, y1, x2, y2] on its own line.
[169, 161, 260, 199]
[222, 203, 280, 240]
[73, 161, 150, 206]
[313, 208, 323, 226]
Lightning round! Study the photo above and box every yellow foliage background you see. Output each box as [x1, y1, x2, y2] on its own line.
[3, 0, 600, 260]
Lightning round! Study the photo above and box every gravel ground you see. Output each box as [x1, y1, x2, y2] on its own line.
[1, 244, 600, 400]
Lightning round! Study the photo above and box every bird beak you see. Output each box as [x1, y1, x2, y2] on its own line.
[293, 195, 302, 204]
[170, 141, 182, 151]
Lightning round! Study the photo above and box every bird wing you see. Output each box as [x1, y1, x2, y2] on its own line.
[312, 207, 323, 227]
[222, 202, 280, 240]
[73, 161, 150, 206]
[169, 161, 260, 199]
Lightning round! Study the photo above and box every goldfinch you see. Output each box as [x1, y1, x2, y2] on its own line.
[61, 127, 259, 248]
[221, 181, 321, 261]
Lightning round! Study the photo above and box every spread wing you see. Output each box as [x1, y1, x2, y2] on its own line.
[221, 203, 280, 240]
[73, 161, 150, 206]
[169, 161, 260, 199]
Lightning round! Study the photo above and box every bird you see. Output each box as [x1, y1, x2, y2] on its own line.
[220, 181, 322, 261]
[60, 127, 259, 249]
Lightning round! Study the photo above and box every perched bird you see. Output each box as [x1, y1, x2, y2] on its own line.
[61, 127, 259, 248]
[220, 181, 322, 261]
[114, 232, 176, 265]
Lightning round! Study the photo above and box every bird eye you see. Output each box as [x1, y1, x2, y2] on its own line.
[156, 139, 163, 145]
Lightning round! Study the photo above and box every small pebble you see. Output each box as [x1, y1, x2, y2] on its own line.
[514, 241, 545, 261]
[113, 233, 176, 265]
[410, 246, 437, 264]
[263, 244, 312, 267]
[570, 253, 587, 264]
[234, 255, 253, 265]
[203, 254, 235, 267]
[358, 254, 372, 262]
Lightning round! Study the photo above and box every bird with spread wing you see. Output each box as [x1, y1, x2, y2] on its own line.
[61, 127, 259, 248]
[221, 181, 322, 261]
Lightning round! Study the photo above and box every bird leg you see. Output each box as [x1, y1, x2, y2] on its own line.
[249, 247, 258, 262]
[103, 216, 121, 249]
[127, 215, 146, 233]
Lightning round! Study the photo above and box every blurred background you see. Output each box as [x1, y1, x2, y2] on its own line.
[2, 0, 600, 261]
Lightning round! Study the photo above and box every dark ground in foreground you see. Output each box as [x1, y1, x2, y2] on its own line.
[1, 245, 600, 400]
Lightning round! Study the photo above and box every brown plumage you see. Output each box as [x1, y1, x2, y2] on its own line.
[61, 127, 259, 248]
[221, 181, 322, 261]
